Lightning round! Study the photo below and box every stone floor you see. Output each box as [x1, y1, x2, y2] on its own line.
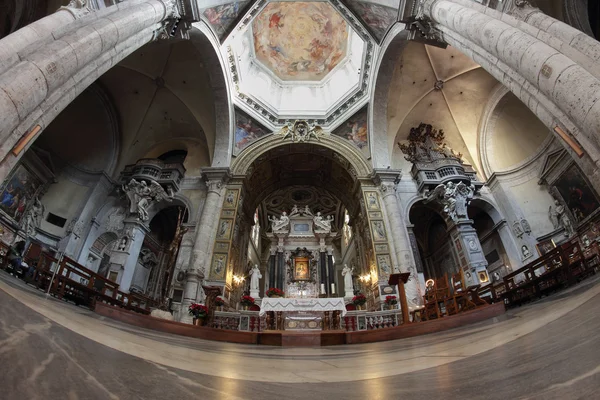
[1, 271, 599, 400]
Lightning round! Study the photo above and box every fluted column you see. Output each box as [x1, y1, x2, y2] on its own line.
[0, 0, 180, 181]
[376, 170, 422, 307]
[420, 0, 600, 163]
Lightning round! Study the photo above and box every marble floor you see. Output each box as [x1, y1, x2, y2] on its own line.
[1, 271, 599, 399]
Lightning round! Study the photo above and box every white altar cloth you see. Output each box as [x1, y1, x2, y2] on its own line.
[259, 297, 347, 316]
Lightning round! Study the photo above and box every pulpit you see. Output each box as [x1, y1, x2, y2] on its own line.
[388, 272, 410, 324]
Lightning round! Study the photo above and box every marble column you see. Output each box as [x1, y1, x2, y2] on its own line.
[420, 0, 600, 161]
[375, 170, 422, 307]
[182, 169, 229, 315]
[0, 0, 181, 181]
[108, 219, 149, 293]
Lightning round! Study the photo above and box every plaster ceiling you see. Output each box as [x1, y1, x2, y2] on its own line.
[252, 2, 348, 81]
[388, 42, 499, 174]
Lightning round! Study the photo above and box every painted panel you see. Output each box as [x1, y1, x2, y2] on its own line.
[210, 253, 228, 279]
[202, 1, 251, 41]
[332, 107, 368, 150]
[553, 164, 600, 222]
[234, 108, 269, 151]
[0, 165, 42, 224]
[344, 0, 398, 42]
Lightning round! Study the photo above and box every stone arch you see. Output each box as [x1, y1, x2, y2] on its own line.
[230, 134, 373, 178]
[369, 24, 409, 169]
[146, 194, 192, 225]
[188, 22, 234, 168]
[89, 231, 119, 256]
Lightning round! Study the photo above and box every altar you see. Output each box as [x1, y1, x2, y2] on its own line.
[259, 297, 346, 331]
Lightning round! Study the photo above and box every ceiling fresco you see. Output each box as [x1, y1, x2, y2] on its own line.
[343, 0, 398, 42]
[332, 106, 368, 150]
[252, 2, 349, 81]
[234, 107, 270, 151]
[202, 1, 252, 42]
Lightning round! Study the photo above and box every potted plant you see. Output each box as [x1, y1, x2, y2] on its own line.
[352, 293, 367, 310]
[266, 287, 284, 298]
[188, 303, 209, 326]
[240, 295, 255, 310]
[214, 296, 225, 311]
[384, 295, 398, 309]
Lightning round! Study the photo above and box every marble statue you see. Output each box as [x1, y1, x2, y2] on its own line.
[269, 211, 290, 232]
[23, 196, 44, 236]
[551, 200, 575, 237]
[249, 264, 262, 298]
[425, 181, 475, 222]
[122, 178, 173, 221]
[290, 204, 299, 216]
[313, 212, 334, 232]
[548, 203, 560, 229]
[520, 217, 532, 235]
[117, 237, 128, 251]
[342, 264, 354, 297]
[303, 205, 313, 216]
[521, 245, 531, 259]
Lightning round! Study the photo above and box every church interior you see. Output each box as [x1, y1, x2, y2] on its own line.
[1, 0, 599, 398]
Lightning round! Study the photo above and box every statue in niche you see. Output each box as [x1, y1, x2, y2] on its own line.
[122, 179, 173, 221]
[117, 237, 128, 251]
[250, 264, 262, 293]
[521, 245, 532, 259]
[313, 212, 334, 232]
[23, 196, 44, 236]
[269, 211, 290, 232]
[342, 264, 354, 296]
[513, 220, 524, 238]
[425, 181, 475, 222]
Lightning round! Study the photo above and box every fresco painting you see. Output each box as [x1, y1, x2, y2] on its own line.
[252, 2, 348, 81]
[202, 1, 251, 41]
[345, 1, 398, 42]
[332, 107, 368, 149]
[0, 165, 42, 224]
[235, 109, 269, 150]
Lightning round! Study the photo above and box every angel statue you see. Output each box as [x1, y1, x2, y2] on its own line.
[122, 179, 173, 221]
[425, 181, 475, 222]
[268, 211, 290, 232]
[23, 196, 44, 236]
[313, 212, 334, 232]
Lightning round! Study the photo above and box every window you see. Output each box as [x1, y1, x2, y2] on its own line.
[46, 213, 67, 228]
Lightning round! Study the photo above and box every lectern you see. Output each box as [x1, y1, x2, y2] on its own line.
[202, 285, 222, 325]
[388, 272, 410, 324]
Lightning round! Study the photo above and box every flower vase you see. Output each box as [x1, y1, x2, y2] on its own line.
[193, 317, 204, 326]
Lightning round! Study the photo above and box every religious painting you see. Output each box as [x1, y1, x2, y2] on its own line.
[333, 107, 368, 150]
[223, 189, 239, 209]
[377, 254, 392, 279]
[293, 257, 310, 281]
[365, 191, 380, 210]
[252, 2, 348, 81]
[222, 209, 235, 217]
[201, 1, 251, 42]
[0, 164, 42, 223]
[344, 1, 398, 42]
[210, 253, 228, 280]
[371, 220, 387, 242]
[234, 108, 269, 151]
[216, 219, 233, 240]
[553, 164, 600, 223]
[536, 239, 556, 256]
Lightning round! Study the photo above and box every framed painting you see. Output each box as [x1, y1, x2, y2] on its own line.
[222, 189, 239, 209]
[553, 164, 600, 223]
[536, 239, 556, 256]
[210, 253, 228, 280]
[371, 220, 387, 242]
[293, 257, 310, 281]
[0, 164, 42, 224]
[365, 191, 380, 211]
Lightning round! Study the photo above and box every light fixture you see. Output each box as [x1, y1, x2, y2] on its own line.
[425, 279, 435, 288]
[233, 275, 245, 285]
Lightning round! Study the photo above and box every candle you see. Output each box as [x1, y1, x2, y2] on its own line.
[331, 283, 335, 294]
[321, 283, 325, 294]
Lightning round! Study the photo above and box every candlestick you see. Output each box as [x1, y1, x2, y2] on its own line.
[321, 283, 325, 294]
[331, 283, 335, 294]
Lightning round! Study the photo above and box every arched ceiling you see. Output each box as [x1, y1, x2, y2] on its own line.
[99, 38, 214, 177]
[387, 42, 499, 174]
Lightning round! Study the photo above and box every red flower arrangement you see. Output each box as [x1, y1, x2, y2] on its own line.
[266, 288, 284, 298]
[240, 295, 255, 306]
[214, 297, 225, 307]
[352, 293, 367, 306]
[188, 303, 209, 318]
[385, 295, 398, 305]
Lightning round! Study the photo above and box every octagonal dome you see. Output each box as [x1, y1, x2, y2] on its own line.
[252, 2, 349, 82]
[223, 0, 374, 127]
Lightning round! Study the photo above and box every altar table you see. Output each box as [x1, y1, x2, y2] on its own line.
[259, 297, 347, 316]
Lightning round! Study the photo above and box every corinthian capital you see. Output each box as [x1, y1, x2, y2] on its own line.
[159, 0, 181, 19]
[59, 0, 91, 19]
[205, 179, 223, 193]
